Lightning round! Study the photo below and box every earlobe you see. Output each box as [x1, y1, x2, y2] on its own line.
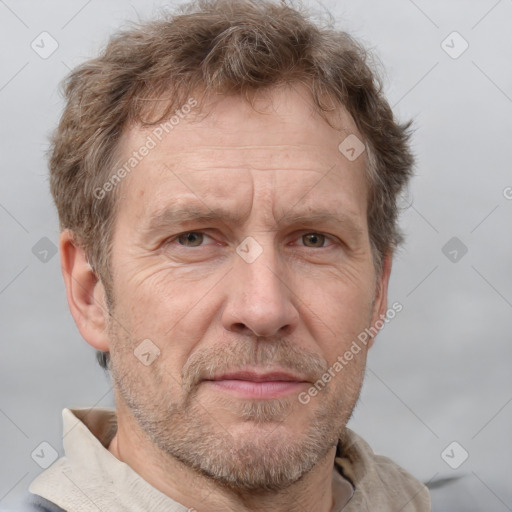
[60, 230, 110, 352]
[367, 253, 393, 349]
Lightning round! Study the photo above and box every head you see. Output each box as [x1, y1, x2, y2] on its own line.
[53, 0, 413, 493]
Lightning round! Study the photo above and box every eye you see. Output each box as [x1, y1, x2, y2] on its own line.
[176, 231, 211, 247]
[168, 231, 336, 250]
[298, 233, 333, 248]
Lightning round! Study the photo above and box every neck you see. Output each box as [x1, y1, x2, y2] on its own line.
[108, 404, 338, 512]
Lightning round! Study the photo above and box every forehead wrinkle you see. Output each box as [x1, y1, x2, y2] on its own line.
[176, 167, 328, 174]
[164, 145, 338, 174]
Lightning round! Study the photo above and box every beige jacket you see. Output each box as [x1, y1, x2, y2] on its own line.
[29, 408, 430, 511]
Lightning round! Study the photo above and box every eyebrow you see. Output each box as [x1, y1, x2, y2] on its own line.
[143, 204, 364, 237]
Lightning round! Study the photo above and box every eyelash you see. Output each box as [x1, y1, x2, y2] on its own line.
[167, 230, 337, 249]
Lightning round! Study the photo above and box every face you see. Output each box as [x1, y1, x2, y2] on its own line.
[104, 85, 388, 491]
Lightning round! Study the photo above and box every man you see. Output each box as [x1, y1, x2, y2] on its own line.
[26, 0, 430, 510]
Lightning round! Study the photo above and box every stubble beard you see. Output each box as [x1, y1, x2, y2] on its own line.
[107, 320, 366, 493]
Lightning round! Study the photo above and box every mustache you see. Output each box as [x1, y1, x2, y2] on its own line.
[180, 339, 329, 394]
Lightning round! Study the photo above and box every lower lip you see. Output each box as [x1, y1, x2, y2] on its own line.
[205, 380, 307, 399]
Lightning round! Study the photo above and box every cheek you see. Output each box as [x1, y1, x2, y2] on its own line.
[299, 274, 374, 364]
[116, 261, 195, 324]
[107, 305, 185, 403]
[111, 266, 218, 372]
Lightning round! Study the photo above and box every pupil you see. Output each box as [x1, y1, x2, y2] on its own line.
[306, 233, 323, 247]
[180, 232, 202, 246]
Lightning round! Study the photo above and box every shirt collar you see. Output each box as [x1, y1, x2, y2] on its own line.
[30, 407, 354, 511]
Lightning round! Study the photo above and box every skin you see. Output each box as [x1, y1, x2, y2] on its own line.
[60, 84, 392, 512]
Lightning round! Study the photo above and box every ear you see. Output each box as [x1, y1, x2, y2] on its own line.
[367, 252, 393, 349]
[59, 230, 110, 352]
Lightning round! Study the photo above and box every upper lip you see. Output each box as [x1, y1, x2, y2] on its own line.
[206, 370, 308, 383]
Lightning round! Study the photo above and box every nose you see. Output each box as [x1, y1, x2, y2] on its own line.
[221, 241, 300, 338]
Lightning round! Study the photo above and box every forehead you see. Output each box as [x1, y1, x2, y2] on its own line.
[114, 86, 368, 222]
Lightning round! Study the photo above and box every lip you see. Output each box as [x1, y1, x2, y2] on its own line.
[203, 370, 309, 399]
[210, 370, 306, 382]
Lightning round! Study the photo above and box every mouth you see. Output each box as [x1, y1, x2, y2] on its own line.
[203, 369, 310, 399]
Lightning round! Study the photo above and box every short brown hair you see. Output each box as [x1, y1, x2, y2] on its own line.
[49, 0, 413, 369]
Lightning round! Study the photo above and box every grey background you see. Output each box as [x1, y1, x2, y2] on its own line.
[1, 0, 511, 510]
